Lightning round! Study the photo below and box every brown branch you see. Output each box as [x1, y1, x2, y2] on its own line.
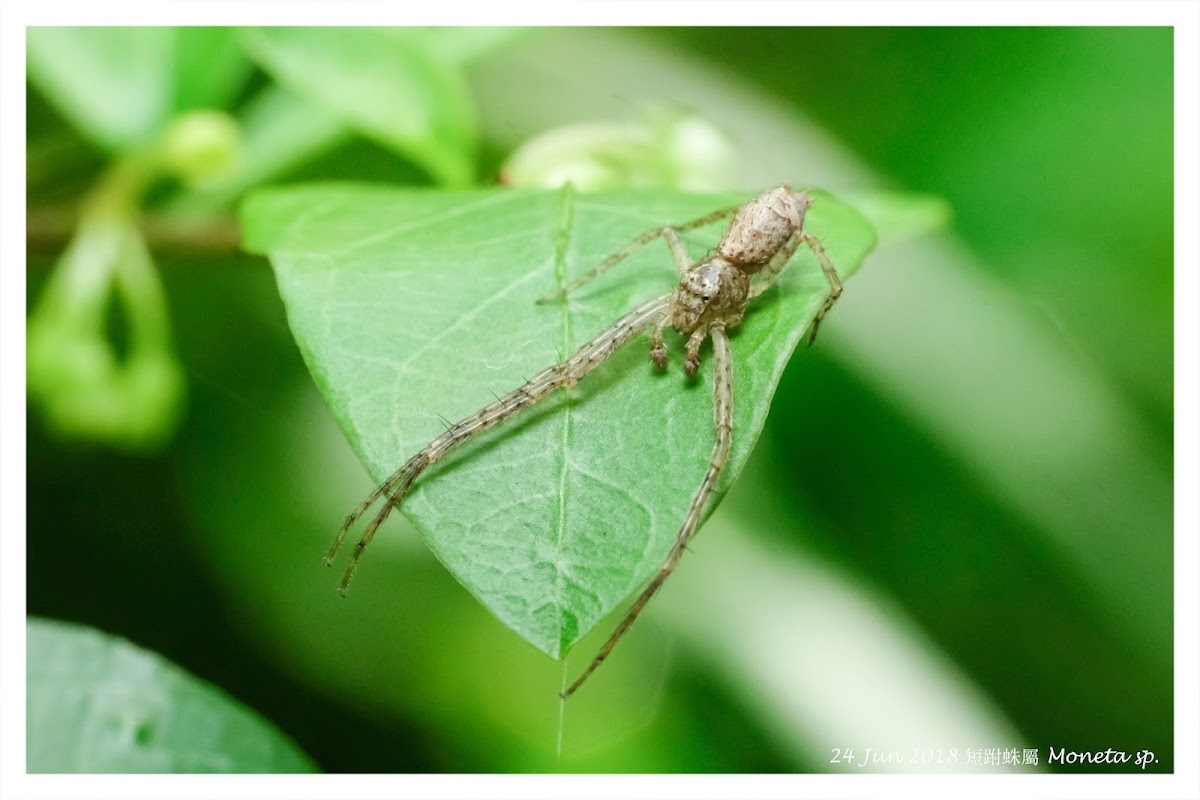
[26, 207, 244, 257]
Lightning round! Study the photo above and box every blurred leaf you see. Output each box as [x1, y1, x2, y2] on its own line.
[381, 26, 531, 65]
[27, 27, 172, 151]
[654, 508, 1034, 773]
[168, 86, 351, 212]
[501, 111, 737, 192]
[242, 184, 883, 657]
[172, 27, 524, 211]
[26, 27, 251, 153]
[26, 618, 315, 773]
[169, 27, 252, 112]
[240, 27, 477, 186]
[842, 189, 952, 244]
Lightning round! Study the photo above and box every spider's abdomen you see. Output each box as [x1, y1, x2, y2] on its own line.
[671, 258, 749, 334]
[717, 185, 810, 271]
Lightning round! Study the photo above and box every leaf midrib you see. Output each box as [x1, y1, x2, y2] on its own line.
[552, 182, 577, 655]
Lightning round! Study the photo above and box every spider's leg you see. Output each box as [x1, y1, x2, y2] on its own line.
[662, 228, 691, 276]
[331, 293, 673, 594]
[649, 313, 671, 370]
[327, 458, 421, 566]
[537, 204, 742, 304]
[683, 326, 707, 379]
[747, 224, 842, 346]
[799, 231, 843, 346]
[562, 324, 734, 699]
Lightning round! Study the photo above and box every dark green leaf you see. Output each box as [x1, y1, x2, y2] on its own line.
[170, 27, 252, 113]
[240, 27, 477, 186]
[242, 185, 877, 657]
[26, 618, 315, 773]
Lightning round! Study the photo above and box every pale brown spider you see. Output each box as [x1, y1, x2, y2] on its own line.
[325, 185, 843, 699]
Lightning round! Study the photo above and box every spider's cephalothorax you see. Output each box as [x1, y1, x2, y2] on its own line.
[661, 258, 749, 377]
[327, 185, 844, 700]
[671, 186, 814, 337]
[655, 186, 830, 378]
[673, 258, 750, 331]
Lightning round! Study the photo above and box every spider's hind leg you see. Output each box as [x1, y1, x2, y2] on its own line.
[799, 231, 843, 346]
[746, 223, 843, 346]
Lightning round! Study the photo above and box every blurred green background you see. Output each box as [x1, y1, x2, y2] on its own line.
[26, 27, 1173, 772]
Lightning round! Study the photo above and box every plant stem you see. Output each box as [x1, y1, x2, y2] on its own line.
[27, 207, 241, 256]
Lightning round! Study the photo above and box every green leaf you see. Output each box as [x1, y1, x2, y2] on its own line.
[26, 618, 315, 773]
[26, 27, 251, 153]
[242, 185, 877, 658]
[379, 26, 530, 66]
[841, 188, 953, 243]
[240, 27, 477, 186]
[169, 27, 252, 113]
[27, 27, 173, 151]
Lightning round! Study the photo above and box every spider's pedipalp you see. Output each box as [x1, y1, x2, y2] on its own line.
[683, 327, 707, 379]
[649, 316, 670, 370]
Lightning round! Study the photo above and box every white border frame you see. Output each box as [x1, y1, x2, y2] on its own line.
[2, 3, 1196, 799]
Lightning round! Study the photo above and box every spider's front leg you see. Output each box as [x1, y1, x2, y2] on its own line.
[329, 293, 672, 594]
[562, 323, 734, 699]
[559, 321, 729, 695]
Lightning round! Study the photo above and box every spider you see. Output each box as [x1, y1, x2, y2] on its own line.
[325, 185, 843, 699]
